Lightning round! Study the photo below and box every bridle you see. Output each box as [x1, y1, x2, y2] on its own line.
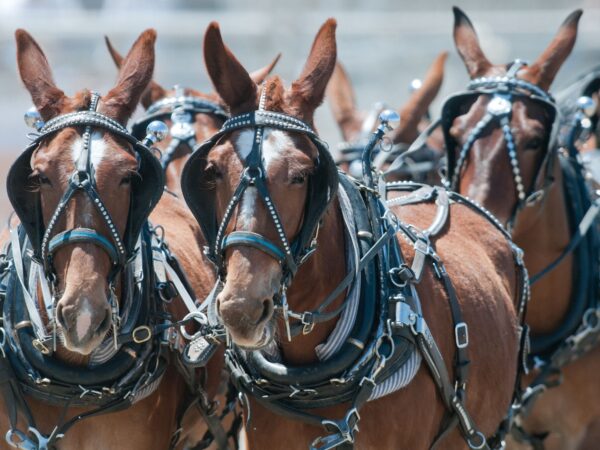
[441, 60, 559, 230]
[8, 92, 165, 348]
[336, 103, 386, 177]
[131, 86, 228, 170]
[182, 87, 339, 339]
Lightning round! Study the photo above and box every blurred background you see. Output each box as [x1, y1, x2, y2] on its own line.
[0, 0, 599, 216]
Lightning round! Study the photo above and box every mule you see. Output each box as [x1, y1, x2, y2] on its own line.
[0, 29, 222, 449]
[443, 7, 600, 450]
[105, 36, 280, 197]
[327, 52, 446, 182]
[180, 19, 526, 450]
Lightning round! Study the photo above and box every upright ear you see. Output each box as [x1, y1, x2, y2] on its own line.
[290, 19, 337, 122]
[249, 53, 282, 85]
[101, 29, 156, 123]
[326, 61, 362, 141]
[204, 22, 257, 113]
[526, 10, 582, 90]
[453, 7, 492, 78]
[392, 51, 448, 144]
[15, 29, 66, 121]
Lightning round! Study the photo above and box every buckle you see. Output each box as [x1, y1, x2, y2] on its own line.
[132, 325, 152, 344]
[455, 322, 469, 349]
[157, 281, 178, 302]
[389, 265, 414, 287]
[32, 338, 52, 355]
[525, 189, 544, 206]
[301, 312, 315, 335]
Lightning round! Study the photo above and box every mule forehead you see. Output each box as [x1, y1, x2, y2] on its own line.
[233, 128, 315, 168]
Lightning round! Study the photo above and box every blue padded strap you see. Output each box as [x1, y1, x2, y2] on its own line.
[47, 228, 120, 265]
[222, 231, 287, 265]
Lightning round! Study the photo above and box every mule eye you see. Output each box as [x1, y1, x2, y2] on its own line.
[120, 175, 132, 186]
[29, 172, 51, 186]
[290, 174, 307, 185]
[525, 137, 544, 151]
[206, 163, 222, 179]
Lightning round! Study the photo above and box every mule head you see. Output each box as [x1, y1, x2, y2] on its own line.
[16, 29, 156, 354]
[106, 35, 280, 193]
[198, 19, 337, 348]
[447, 7, 581, 226]
[326, 53, 446, 178]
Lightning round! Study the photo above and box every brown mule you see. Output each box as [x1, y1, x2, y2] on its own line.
[181, 19, 525, 449]
[327, 53, 447, 182]
[105, 35, 280, 197]
[0, 29, 220, 449]
[444, 7, 600, 450]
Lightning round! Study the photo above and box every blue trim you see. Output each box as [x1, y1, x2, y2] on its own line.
[48, 229, 119, 263]
[222, 232, 287, 263]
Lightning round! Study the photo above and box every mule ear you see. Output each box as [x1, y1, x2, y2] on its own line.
[290, 18, 337, 119]
[105, 35, 167, 110]
[453, 6, 492, 78]
[326, 61, 362, 141]
[392, 51, 448, 144]
[526, 10, 582, 90]
[15, 29, 66, 121]
[102, 29, 156, 123]
[204, 21, 257, 113]
[249, 53, 281, 85]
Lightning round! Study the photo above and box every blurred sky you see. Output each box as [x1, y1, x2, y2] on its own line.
[0, 0, 599, 215]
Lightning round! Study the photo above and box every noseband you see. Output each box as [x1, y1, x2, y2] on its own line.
[441, 60, 558, 228]
[131, 86, 228, 169]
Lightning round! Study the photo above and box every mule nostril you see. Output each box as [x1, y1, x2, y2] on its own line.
[95, 310, 111, 334]
[56, 305, 68, 330]
[256, 299, 273, 325]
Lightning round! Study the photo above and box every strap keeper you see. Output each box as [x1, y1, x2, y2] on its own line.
[455, 322, 469, 349]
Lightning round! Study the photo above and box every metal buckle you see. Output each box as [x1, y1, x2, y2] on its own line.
[311, 408, 360, 450]
[455, 322, 469, 349]
[132, 325, 152, 344]
[179, 311, 208, 341]
[389, 265, 414, 287]
[300, 312, 315, 335]
[525, 189, 544, 206]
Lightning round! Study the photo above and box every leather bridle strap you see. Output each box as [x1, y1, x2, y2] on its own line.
[132, 91, 228, 170]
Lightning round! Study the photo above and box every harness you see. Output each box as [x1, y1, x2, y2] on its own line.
[181, 94, 529, 449]
[0, 95, 235, 449]
[131, 86, 228, 170]
[440, 61, 600, 449]
[336, 103, 442, 183]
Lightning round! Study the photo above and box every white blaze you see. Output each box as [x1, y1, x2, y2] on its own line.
[235, 129, 293, 228]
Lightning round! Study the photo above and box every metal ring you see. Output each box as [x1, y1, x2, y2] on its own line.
[179, 311, 208, 340]
[467, 431, 487, 449]
[132, 325, 152, 344]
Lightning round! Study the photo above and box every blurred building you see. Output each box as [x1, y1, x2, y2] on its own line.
[0, 0, 599, 215]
